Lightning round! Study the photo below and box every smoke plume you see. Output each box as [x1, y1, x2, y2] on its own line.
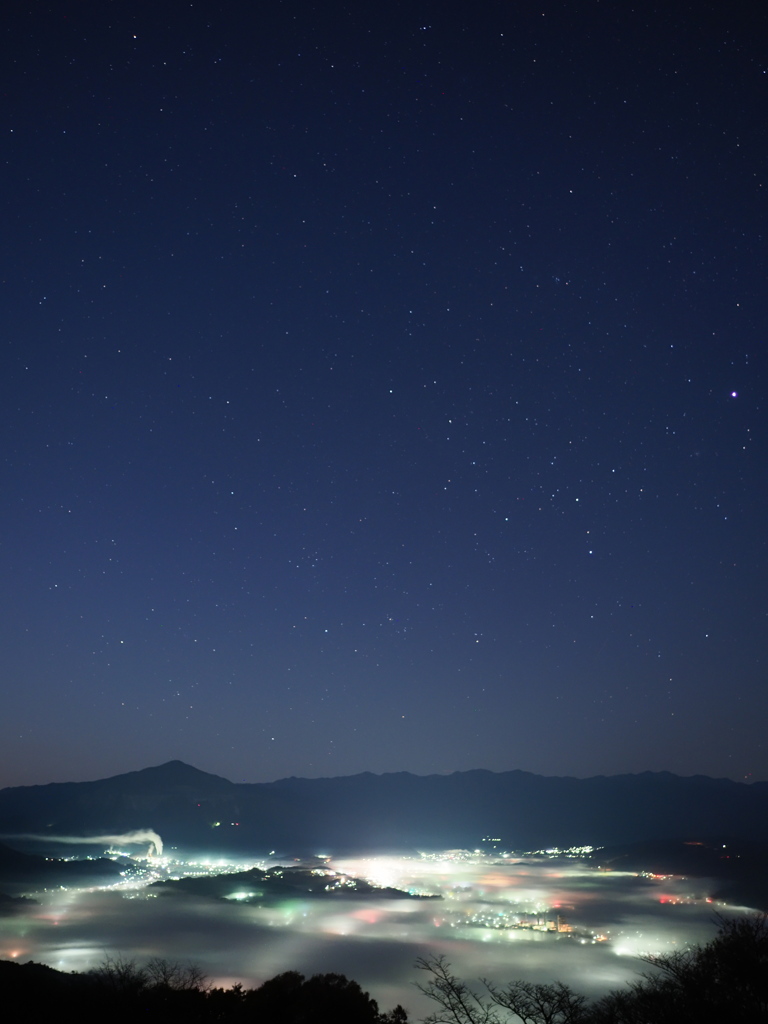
[3, 829, 164, 857]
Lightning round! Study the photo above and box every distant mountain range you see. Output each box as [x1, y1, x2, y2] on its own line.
[2, 761, 768, 857]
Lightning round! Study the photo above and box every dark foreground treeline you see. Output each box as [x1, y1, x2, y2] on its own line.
[0, 956, 408, 1024]
[2, 915, 767, 1023]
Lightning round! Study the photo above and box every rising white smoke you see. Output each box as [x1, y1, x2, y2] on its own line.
[3, 829, 164, 857]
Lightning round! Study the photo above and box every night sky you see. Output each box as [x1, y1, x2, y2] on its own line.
[2, 1, 766, 788]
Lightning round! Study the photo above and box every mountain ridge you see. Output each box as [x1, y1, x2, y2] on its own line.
[6, 760, 764, 793]
[2, 761, 768, 856]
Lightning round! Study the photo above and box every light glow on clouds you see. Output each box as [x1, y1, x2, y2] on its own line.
[0, 853, 755, 1014]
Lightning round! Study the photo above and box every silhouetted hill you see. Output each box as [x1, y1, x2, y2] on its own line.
[0, 761, 237, 850]
[0, 840, 121, 895]
[0, 890, 36, 915]
[150, 864, 437, 902]
[2, 762, 768, 857]
[589, 837, 768, 911]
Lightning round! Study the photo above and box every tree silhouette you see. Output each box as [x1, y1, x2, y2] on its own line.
[487, 980, 590, 1024]
[416, 955, 498, 1024]
[417, 915, 768, 1024]
[244, 969, 392, 1024]
[416, 956, 587, 1024]
[0, 955, 407, 1023]
[592, 913, 768, 1024]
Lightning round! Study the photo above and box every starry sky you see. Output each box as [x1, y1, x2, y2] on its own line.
[2, 1, 766, 788]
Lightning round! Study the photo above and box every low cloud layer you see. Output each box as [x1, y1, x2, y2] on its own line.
[0, 854, 751, 1015]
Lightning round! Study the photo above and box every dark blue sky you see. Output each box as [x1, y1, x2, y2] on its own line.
[2, 1, 766, 786]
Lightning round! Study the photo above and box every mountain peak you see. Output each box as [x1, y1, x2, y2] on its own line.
[109, 761, 233, 788]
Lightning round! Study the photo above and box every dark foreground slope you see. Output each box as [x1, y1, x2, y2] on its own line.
[0, 958, 403, 1024]
[3, 914, 768, 1024]
[2, 761, 768, 856]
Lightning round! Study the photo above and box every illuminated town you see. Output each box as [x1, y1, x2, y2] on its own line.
[1, 829, 747, 1005]
[29, 839, 710, 950]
